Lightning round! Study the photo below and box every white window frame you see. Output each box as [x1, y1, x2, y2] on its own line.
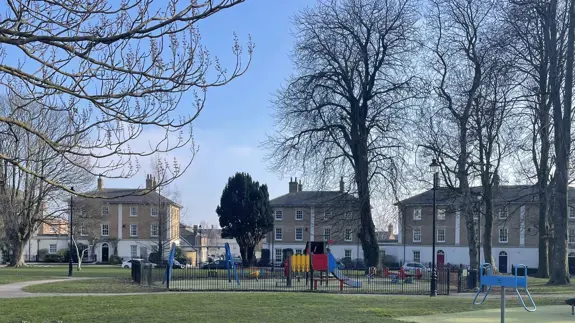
[49, 244, 57, 254]
[274, 248, 283, 263]
[101, 205, 109, 216]
[295, 210, 303, 221]
[324, 210, 331, 219]
[295, 227, 303, 241]
[344, 249, 352, 259]
[437, 208, 446, 220]
[324, 228, 331, 241]
[413, 208, 422, 220]
[499, 228, 508, 243]
[150, 224, 159, 237]
[101, 224, 109, 236]
[130, 224, 138, 237]
[569, 229, 575, 244]
[151, 207, 159, 217]
[437, 228, 446, 243]
[130, 206, 138, 217]
[275, 210, 283, 220]
[498, 206, 508, 219]
[413, 227, 421, 242]
[130, 245, 138, 258]
[49, 225, 57, 233]
[570, 207, 575, 219]
[80, 225, 87, 236]
[413, 250, 421, 263]
[344, 228, 352, 241]
[275, 228, 283, 241]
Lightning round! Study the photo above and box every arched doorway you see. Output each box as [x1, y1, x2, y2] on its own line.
[568, 252, 575, 275]
[498, 251, 508, 273]
[436, 250, 445, 267]
[101, 243, 109, 263]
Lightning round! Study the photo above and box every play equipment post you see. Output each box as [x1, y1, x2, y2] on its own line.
[473, 263, 536, 323]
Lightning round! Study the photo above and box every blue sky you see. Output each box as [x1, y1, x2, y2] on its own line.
[104, 0, 314, 225]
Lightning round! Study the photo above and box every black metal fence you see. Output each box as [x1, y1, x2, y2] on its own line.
[135, 264, 452, 295]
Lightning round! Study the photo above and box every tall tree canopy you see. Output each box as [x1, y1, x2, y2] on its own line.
[216, 172, 273, 266]
[0, 0, 252, 195]
[264, 0, 419, 267]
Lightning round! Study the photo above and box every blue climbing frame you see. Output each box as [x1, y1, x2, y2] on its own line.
[225, 242, 240, 285]
[473, 263, 536, 323]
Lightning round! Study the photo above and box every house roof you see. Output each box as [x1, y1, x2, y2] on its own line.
[396, 185, 575, 206]
[270, 191, 359, 207]
[77, 188, 181, 208]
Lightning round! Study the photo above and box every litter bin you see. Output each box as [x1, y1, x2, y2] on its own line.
[131, 260, 142, 283]
[467, 269, 478, 289]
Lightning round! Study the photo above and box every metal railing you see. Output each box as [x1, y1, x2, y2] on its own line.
[136, 264, 451, 295]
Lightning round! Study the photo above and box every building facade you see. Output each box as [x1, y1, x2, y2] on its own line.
[264, 177, 366, 264]
[392, 184, 575, 273]
[25, 175, 182, 263]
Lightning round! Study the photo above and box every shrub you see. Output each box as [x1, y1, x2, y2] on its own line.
[38, 249, 49, 261]
[44, 254, 62, 262]
[109, 255, 122, 265]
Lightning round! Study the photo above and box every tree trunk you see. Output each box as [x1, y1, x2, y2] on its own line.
[9, 240, 26, 267]
[355, 152, 379, 268]
[483, 198, 495, 268]
[536, 192, 549, 278]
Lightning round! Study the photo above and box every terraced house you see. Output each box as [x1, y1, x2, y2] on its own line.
[263, 177, 364, 263]
[394, 183, 575, 273]
[70, 175, 182, 263]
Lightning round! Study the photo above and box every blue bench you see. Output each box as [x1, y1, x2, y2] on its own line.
[473, 263, 536, 323]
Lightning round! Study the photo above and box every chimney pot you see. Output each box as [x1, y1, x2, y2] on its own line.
[289, 177, 298, 193]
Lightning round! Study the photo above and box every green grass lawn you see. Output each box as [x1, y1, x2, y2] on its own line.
[0, 264, 130, 284]
[23, 278, 166, 293]
[0, 292, 567, 323]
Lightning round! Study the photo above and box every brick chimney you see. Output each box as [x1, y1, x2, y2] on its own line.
[339, 176, 344, 192]
[145, 174, 153, 189]
[97, 174, 103, 191]
[297, 180, 303, 192]
[289, 177, 298, 193]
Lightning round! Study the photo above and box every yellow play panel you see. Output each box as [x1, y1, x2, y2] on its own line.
[396, 305, 573, 323]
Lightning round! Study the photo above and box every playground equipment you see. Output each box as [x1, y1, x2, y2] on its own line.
[162, 242, 177, 288]
[473, 263, 536, 323]
[224, 242, 240, 285]
[285, 241, 362, 289]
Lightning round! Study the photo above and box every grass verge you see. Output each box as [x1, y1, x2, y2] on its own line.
[0, 292, 567, 323]
[0, 265, 130, 284]
[23, 278, 165, 293]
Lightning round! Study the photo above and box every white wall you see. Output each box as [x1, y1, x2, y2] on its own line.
[383, 244, 540, 270]
[264, 242, 364, 262]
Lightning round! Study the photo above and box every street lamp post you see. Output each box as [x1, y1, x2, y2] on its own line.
[429, 159, 439, 297]
[198, 225, 202, 266]
[68, 187, 74, 277]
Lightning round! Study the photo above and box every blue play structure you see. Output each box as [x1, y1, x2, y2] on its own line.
[225, 242, 240, 285]
[162, 242, 177, 288]
[473, 263, 536, 322]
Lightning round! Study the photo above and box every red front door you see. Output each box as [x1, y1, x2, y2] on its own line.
[437, 253, 445, 267]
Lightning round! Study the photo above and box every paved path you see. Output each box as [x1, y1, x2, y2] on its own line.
[0, 279, 573, 299]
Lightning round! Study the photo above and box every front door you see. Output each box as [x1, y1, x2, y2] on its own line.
[498, 251, 508, 273]
[569, 253, 575, 275]
[437, 251, 445, 267]
[102, 243, 109, 263]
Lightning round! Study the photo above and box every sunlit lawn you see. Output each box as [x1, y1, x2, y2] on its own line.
[0, 264, 129, 284]
[0, 292, 567, 323]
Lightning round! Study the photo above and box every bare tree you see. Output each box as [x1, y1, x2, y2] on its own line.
[420, 0, 499, 271]
[0, 0, 252, 195]
[264, 0, 420, 267]
[0, 97, 93, 266]
[503, 1, 557, 278]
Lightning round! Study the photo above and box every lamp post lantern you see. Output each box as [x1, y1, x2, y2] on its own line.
[68, 187, 74, 277]
[429, 159, 439, 297]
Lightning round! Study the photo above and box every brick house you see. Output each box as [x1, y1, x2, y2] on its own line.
[393, 184, 575, 273]
[26, 175, 182, 263]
